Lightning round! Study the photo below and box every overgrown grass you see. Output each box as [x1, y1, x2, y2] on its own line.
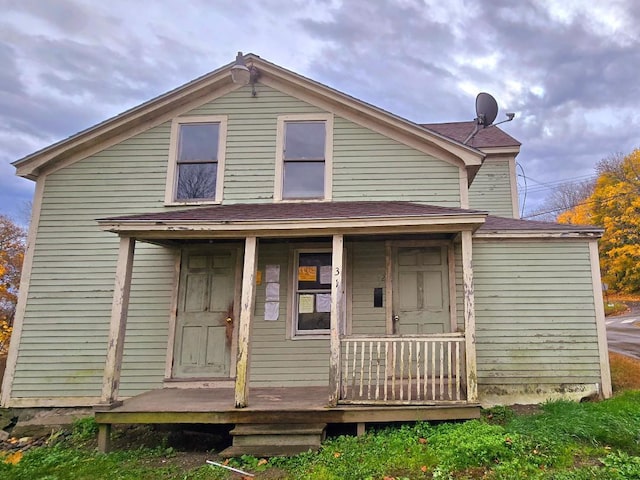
[610, 352, 640, 391]
[2, 392, 640, 479]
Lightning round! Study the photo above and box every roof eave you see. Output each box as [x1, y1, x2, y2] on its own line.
[13, 60, 237, 179]
[475, 229, 603, 239]
[97, 213, 488, 239]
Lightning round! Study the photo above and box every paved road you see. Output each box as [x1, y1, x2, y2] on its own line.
[606, 302, 640, 360]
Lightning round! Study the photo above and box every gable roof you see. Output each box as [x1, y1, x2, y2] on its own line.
[13, 54, 486, 180]
[422, 121, 521, 149]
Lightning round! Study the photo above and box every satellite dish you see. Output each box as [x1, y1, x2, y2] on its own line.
[475, 92, 498, 127]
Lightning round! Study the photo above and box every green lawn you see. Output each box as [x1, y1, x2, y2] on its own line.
[2, 391, 640, 479]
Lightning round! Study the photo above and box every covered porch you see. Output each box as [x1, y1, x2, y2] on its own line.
[94, 202, 485, 452]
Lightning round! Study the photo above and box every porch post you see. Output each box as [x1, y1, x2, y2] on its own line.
[329, 234, 344, 407]
[100, 235, 136, 405]
[235, 236, 258, 408]
[461, 230, 478, 403]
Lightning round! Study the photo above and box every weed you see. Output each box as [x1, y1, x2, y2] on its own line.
[71, 416, 99, 442]
[482, 405, 515, 425]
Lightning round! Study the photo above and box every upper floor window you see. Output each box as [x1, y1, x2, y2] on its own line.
[275, 114, 333, 201]
[165, 116, 227, 204]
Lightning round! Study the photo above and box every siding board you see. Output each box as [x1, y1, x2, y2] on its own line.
[469, 159, 515, 216]
[473, 240, 600, 393]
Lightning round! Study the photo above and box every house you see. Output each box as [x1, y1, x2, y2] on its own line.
[1, 53, 610, 455]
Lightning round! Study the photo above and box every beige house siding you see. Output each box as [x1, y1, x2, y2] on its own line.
[349, 241, 387, 335]
[185, 85, 462, 206]
[250, 243, 328, 387]
[332, 118, 461, 206]
[11, 124, 175, 399]
[8, 84, 464, 402]
[473, 239, 602, 402]
[469, 158, 515, 217]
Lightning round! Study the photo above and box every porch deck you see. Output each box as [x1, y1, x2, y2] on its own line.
[94, 386, 480, 426]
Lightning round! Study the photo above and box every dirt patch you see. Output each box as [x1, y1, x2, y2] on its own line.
[509, 404, 542, 416]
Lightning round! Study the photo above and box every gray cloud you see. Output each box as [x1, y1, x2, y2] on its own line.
[1, 0, 640, 221]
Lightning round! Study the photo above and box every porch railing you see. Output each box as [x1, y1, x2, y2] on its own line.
[339, 334, 466, 405]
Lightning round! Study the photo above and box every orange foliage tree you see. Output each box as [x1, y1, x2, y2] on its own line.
[0, 215, 26, 354]
[558, 150, 640, 293]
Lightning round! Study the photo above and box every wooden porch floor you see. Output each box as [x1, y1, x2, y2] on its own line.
[94, 386, 480, 425]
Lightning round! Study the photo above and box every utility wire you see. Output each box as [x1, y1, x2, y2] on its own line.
[523, 190, 636, 219]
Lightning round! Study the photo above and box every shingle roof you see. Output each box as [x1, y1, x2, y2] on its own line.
[100, 201, 486, 223]
[422, 121, 521, 148]
[479, 215, 602, 233]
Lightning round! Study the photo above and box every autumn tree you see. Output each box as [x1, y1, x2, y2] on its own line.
[529, 179, 595, 222]
[0, 215, 26, 354]
[558, 150, 640, 293]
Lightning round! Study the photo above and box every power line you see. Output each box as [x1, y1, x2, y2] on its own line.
[523, 189, 635, 219]
[519, 173, 598, 194]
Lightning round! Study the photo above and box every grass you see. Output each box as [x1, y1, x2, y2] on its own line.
[2, 391, 640, 479]
[610, 352, 640, 391]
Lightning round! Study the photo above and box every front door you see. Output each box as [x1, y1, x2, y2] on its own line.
[173, 249, 237, 378]
[393, 246, 450, 334]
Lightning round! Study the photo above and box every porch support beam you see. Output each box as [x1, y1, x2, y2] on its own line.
[100, 235, 136, 405]
[461, 230, 478, 403]
[329, 234, 345, 407]
[235, 236, 258, 408]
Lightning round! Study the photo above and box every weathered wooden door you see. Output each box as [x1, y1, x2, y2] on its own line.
[173, 250, 237, 378]
[393, 246, 450, 334]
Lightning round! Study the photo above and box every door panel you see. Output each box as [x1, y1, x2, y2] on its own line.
[394, 246, 450, 335]
[173, 250, 237, 378]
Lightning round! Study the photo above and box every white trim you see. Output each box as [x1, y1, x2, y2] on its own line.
[234, 236, 258, 408]
[164, 115, 227, 205]
[459, 168, 469, 209]
[40, 83, 241, 179]
[477, 146, 520, 155]
[100, 214, 487, 237]
[508, 157, 520, 218]
[461, 230, 477, 403]
[474, 231, 602, 240]
[589, 240, 612, 398]
[329, 234, 345, 406]
[1, 176, 46, 407]
[274, 113, 334, 202]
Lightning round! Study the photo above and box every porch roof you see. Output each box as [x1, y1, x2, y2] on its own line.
[97, 201, 488, 239]
[477, 215, 604, 238]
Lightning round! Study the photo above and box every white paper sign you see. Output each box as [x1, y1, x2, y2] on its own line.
[319, 265, 332, 285]
[266, 264, 280, 283]
[265, 302, 279, 321]
[299, 294, 315, 313]
[266, 282, 280, 301]
[316, 293, 331, 313]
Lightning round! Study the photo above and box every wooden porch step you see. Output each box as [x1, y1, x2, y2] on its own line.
[220, 423, 326, 457]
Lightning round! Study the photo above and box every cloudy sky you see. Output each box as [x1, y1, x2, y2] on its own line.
[2, 0, 639, 222]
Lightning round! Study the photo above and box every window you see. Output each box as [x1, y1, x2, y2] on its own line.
[293, 250, 332, 335]
[275, 114, 333, 201]
[166, 116, 227, 204]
